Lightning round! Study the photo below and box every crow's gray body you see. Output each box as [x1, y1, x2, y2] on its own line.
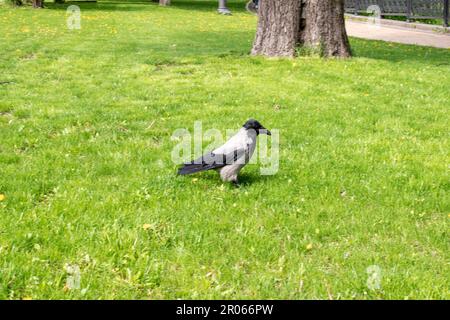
[215, 128, 257, 182]
[178, 120, 270, 184]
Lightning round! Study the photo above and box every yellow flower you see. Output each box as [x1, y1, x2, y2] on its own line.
[306, 243, 313, 251]
[0, 194, 5, 201]
[142, 223, 152, 230]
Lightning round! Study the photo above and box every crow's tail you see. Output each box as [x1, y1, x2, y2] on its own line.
[178, 163, 215, 175]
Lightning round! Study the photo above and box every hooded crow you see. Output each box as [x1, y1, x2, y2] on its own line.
[178, 119, 271, 185]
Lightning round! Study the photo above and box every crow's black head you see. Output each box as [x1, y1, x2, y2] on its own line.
[243, 119, 271, 135]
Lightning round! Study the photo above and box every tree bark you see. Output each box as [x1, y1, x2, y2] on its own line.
[252, 0, 351, 58]
[32, 0, 44, 8]
[300, 0, 351, 57]
[251, 0, 301, 57]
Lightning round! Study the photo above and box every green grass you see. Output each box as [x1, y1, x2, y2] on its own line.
[0, 0, 449, 300]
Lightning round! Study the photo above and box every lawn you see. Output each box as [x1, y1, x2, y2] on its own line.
[0, 0, 449, 300]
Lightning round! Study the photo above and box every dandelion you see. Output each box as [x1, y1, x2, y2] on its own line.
[0, 194, 5, 201]
[306, 243, 313, 251]
[143, 223, 152, 230]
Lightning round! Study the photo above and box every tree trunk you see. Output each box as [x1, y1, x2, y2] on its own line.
[152, 0, 170, 5]
[251, 0, 301, 57]
[252, 0, 351, 58]
[32, 0, 44, 8]
[300, 0, 351, 57]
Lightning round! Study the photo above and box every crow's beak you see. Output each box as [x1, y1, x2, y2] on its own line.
[260, 128, 271, 136]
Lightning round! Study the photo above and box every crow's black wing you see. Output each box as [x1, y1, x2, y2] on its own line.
[177, 148, 246, 175]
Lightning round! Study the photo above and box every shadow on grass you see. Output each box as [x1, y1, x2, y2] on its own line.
[237, 172, 273, 186]
[45, 2, 151, 11]
[46, 0, 248, 12]
[350, 37, 450, 65]
[139, 29, 450, 66]
[168, 0, 248, 13]
[45, 0, 245, 12]
[181, 170, 272, 188]
[46, 1, 449, 66]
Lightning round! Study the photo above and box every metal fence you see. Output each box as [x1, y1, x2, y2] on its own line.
[345, 0, 449, 27]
